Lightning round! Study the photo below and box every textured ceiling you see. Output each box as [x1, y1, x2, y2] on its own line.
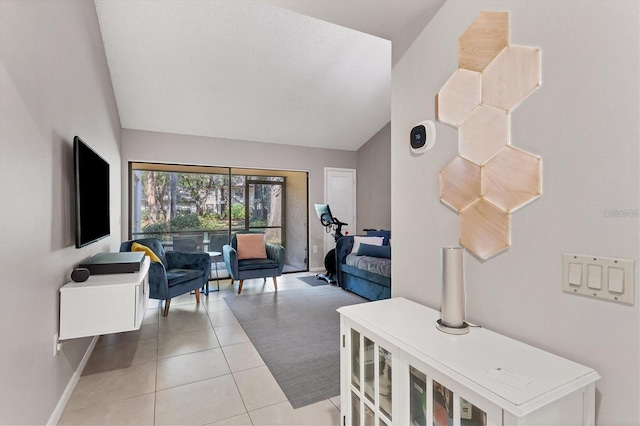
[94, 0, 443, 151]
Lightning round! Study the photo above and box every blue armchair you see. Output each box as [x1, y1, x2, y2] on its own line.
[120, 238, 211, 316]
[223, 232, 285, 294]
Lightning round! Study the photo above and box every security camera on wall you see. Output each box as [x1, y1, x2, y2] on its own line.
[410, 120, 436, 154]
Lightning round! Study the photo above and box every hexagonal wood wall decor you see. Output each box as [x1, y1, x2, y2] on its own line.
[482, 45, 542, 112]
[458, 11, 509, 72]
[459, 105, 509, 165]
[437, 11, 542, 260]
[436, 69, 481, 127]
[440, 156, 481, 212]
[482, 146, 542, 213]
[459, 199, 510, 260]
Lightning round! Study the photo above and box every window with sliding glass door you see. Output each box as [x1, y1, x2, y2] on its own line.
[129, 162, 308, 273]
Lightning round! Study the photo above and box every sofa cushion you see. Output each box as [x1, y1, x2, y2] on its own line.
[350, 236, 384, 254]
[131, 242, 162, 263]
[166, 269, 205, 286]
[365, 230, 391, 245]
[237, 233, 267, 260]
[357, 243, 391, 259]
[121, 238, 168, 267]
[346, 253, 391, 278]
[238, 258, 280, 271]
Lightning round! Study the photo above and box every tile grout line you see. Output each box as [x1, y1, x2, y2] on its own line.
[153, 305, 159, 426]
[214, 301, 254, 422]
[217, 293, 297, 420]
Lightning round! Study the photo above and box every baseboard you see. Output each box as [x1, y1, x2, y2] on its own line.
[309, 267, 325, 273]
[47, 335, 99, 426]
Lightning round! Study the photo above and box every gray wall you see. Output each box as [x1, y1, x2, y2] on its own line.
[0, 1, 122, 424]
[121, 129, 357, 271]
[391, 1, 639, 424]
[357, 122, 391, 234]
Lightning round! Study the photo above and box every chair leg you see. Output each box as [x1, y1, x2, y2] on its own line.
[238, 280, 244, 294]
[195, 288, 200, 303]
[163, 299, 171, 317]
[272, 276, 278, 290]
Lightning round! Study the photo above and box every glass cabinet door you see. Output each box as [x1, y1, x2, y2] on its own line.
[378, 346, 392, 420]
[433, 380, 453, 426]
[364, 337, 375, 403]
[460, 397, 487, 426]
[364, 405, 375, 426]
[351, 329, 360, 390]
[409, 366, 427, 426]
[346, 324, 395, 426]
[351, 392, 361, 425]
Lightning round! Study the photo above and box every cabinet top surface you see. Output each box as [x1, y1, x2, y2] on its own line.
[338, 297, 599, 416]
[62, 256, 150, 289]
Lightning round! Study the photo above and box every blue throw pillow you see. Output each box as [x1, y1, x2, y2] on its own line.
[357, 243, 391, 259]
[365, 230, 391, 245]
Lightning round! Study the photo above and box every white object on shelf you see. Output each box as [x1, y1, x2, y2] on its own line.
[59, 256, 150, 340]
[339, 297, 600, 425]
[438, 246, 469, 334]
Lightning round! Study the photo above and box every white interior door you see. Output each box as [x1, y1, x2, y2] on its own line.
[324, 167, 356, 255]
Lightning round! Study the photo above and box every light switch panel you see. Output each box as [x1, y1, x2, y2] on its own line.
[587, 264, 602, 290]
[568, 263, 582, 286]
[563, 253, 635, 305]
[608, 267, 625, 294]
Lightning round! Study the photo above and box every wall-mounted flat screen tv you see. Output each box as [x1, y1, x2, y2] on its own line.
[74, 136, 110, 248]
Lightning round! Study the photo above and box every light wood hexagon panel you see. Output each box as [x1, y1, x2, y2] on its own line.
[482, 146, 541, 213]
[460, 199, 510, 260]
[482, 45, 541, 111]
[459, 105, 509, 165]
[458, 11, 509, 72]
[440, 156, 482, 212]
[437, 11, 542, 261]
[436, 69, 481, 127]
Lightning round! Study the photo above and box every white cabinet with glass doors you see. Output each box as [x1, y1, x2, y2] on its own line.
[339, 298, 599, 426]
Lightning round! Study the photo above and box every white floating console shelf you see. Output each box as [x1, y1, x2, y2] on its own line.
[59, 256, 150, 340]
[339, 297, 599, 425]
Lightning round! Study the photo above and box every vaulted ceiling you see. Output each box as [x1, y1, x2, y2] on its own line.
[94, 0, 444, 151]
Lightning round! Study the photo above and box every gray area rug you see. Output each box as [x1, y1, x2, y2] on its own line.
[297, 275, 330, 287]
[224, 286, 367, 409]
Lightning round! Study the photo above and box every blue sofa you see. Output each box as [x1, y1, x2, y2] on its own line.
[335, 232, 391, 301]
[120, 238, 211, 316]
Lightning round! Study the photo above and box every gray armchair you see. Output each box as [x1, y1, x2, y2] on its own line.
[222, 232, 285, 294]
[120, 238, 211, 316]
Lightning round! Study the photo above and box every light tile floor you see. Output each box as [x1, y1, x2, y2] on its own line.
[58, 272, 341, 426]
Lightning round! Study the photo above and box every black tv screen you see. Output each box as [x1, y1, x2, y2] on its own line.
[74, 136, 110, 248]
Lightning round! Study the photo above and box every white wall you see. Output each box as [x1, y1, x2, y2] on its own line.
[357, 121, 391, 233]
[121, 129, 357, 270]
[392, 1, 639, 424]
[0, 1, 122, 424]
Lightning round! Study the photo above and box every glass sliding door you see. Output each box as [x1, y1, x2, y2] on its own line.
[130, 163, 307, 272]
[229, 174, 246, 235]
[246, 178, 285, 246]
[130, 165, 230, 251]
